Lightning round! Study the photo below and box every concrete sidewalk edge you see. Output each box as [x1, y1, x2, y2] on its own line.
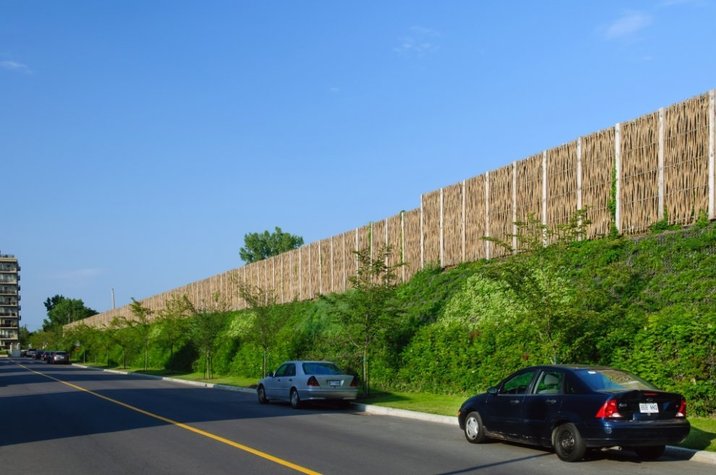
[72, 363, 715, 465]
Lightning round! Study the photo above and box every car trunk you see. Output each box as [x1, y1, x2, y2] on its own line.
[311, 374, 354, 388]
[607, 390, 685, 421]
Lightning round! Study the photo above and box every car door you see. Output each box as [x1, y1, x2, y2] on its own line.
[487, 369, 538, 438]
[522, 369, 566, 444]
[265, 363, 290, 399]
[273, 363, 296, 400]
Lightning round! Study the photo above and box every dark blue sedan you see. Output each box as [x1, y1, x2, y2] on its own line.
[457, 365, 690, 462]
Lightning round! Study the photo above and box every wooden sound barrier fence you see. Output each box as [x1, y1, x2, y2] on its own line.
[69, 90, 716, 329]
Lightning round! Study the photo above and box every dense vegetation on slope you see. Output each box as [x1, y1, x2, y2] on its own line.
[47, 221, 716, 415]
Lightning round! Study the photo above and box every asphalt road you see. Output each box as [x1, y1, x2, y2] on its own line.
[0, 358, 712, 475]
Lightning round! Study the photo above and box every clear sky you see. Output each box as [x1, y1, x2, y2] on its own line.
[3, 1, 715, 331]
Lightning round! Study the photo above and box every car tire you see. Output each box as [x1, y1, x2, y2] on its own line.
[634, 445, 665, 460]
[464, 411, 487, 443]
[553, 423, 586, 462]
[290, 388, 302, 409]
[257, 385, 269, 404]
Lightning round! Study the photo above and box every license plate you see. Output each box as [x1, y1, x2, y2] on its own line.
[639, 403, 659, 414]
[328, 380, 341, 387]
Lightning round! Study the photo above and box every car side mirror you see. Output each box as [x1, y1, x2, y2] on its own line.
[487, 387, 498, 395]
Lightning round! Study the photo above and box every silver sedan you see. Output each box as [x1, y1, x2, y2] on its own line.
[257, 360, 358, 408]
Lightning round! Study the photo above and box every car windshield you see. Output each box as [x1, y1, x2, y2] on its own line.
[576, 368, 656, 392]
[302, 362, 342, 375]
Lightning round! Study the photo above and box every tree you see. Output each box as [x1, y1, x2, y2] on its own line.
[237, 281, 282, 376]
[156, 294, 195, 362]
[485, 211, 591, 364]
[129, 298, 154, 371]
[190, 292, 229, 379]
[331, 245, 402, 392]
[42, 295, 98, 331]
[109, 316, 136, 369]
[18, 325, 31, 347]
[239, 226, 303, 263]
[62, 323, 96, 363]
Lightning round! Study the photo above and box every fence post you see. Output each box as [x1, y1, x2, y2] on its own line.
[461, 180, 466, 263]
[342, 232, 346, 291]
[354, 227, 359, 274]
[298, 247, 303, 300]
[709, 90, 715, 220]
[512, 161, 517, 253]
[384, 217, 389, 265]
[658, 108, 665, 221]
[542, 151, 548, 245]
[308, 244, 313, 297]
[485, 172, 491, 259]
[401, 210, 406, 282]
[615, 123, 622, 234]
[439, 187, 445, 267]
[420, 193, 425, 269]
[577, 138, 583, 211]
[318, 242, 322, 295]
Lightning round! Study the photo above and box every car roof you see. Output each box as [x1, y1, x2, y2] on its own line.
[519, 364, 617, 372]
[281, 360, 336, 364]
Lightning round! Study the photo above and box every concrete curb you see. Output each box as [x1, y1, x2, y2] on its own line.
[667, 446, 716, 465]
[71, 364, 255, 394]
[72, 363, 714, 465]
[351, 402, 457, 426]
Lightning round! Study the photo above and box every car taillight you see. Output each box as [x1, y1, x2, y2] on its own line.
[307, 376, 320, 387]
[350, 377, 358, 387]
[676, 398, 687, 418]
[596, 398, 623, 418]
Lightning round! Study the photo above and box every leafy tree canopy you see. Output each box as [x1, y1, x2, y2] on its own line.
[239, 226, 303, 263]
[42, 294, 98, 331]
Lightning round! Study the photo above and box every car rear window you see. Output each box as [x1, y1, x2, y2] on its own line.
[576, 369, 656, 392]
[302, 362, 342, 375]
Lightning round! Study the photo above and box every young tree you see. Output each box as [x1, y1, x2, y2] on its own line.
[62, 323, 95, 362]
[18, 325, 31, 348]
[191, 292, 229, 379]
[129, 298, 154, 371]
[156, 294, 195, 362]
[239, 226, 303, 263]
[237, 281, 282, 376]
[109, 316, 136, 369]
[332, 245, 402, 392]
[486, 210, 591, 364]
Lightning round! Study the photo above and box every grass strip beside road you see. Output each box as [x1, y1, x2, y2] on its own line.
[83, 363, 716, 452]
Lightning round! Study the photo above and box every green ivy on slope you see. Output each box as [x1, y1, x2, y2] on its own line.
[74, 223, 716, 415]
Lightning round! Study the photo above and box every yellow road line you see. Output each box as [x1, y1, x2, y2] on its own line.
[16, 362, 320, 475]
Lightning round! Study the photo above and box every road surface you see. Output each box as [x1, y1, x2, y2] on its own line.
[0, 358, 712, 474]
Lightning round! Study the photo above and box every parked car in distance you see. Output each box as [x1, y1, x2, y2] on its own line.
[257, 360, 358, 409]
[48, 351, 70, 365]
[458, 365, 690, 462]
[25, 348, 37, 358]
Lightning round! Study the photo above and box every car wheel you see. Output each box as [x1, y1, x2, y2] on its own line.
[257, 385, 269, 404]
[553, 423, 586, 462]
[464, 411, 487, 443]
[290, 388, 302, 409]
[634, 445, 665, 460]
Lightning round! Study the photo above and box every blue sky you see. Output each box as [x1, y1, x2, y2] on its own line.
[3, 1, 715, 331]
